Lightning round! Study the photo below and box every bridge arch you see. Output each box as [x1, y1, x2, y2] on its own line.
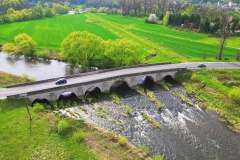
[138, 76, 155, 85]
[109, 80, 130, 91]
[162, 75, 175, 82]
[57, 91, 78, 107]
[31, 98, 50, 107]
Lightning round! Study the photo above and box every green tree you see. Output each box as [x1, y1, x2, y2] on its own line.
[60, 31, 105, 68]
[14, 33, 37, 56]
[163, 11, 170, 26]
[2, 43, 19, 54]
[104, 39, 140, 67]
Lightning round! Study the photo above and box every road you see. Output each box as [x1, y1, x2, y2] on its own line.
[0, 62, 239, 99]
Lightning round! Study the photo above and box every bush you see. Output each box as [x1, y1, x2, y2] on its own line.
[118, 136, 127, 146]
[58, 120, 69, 135]
[33, 103, 45, 113]
[152, 155, 164, 160]
[72, 130, 86, 143]
[228, 88, 240, 104]
[34, 50, 50, 59]
[175, 69, 193, 83]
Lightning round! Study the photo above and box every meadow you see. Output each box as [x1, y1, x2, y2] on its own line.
[0, 14, 119, 50]
[0, 98, 146, 160]
[93, 14, 239, 60]
[0, 13, 239, 62]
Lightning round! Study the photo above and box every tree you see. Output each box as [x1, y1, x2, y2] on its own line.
[104, 39, 140, 66]
[2, 43, 19, 54]
[14, 33, 37, 55]
[148, 13, 157, 23]
[217, 10, 232, 60]
[60, 31, 105, 68]
[163, 11, 170, 26]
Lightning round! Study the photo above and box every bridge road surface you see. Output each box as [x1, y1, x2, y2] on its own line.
[0, 62, 239, 99]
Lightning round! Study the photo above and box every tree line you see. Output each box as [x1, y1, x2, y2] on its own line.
[2, 31, 140, 69]
[0, 0, 69, 23]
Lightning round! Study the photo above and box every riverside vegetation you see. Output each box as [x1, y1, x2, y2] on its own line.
[175, 68, 240, 132]
[0, 98, 150, 160]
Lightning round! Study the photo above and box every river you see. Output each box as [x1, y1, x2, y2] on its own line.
[0, 52, 87, 80]
[57, 80, 240, 160]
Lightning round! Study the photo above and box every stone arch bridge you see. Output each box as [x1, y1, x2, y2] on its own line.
[4, 66, 183, 105]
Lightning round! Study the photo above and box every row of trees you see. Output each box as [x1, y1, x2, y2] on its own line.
[2, 31, 140, 68]
[0, 0, 69, 23]
[60, 31, 140, 68]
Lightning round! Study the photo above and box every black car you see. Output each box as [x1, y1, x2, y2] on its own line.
[55, 78, 67, 85]
[197, 63, 206, 68]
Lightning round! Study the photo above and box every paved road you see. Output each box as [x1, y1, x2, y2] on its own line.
[0, 62, 239, 99]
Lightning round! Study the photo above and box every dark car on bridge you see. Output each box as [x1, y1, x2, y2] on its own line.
[55, 78, 67, 85]
[197, 63, 207, 68]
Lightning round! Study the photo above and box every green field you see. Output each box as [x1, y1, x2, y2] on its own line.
[93, 14, 240, 60]
[0, 13, 239, 61]
[0, 14, 119, 50]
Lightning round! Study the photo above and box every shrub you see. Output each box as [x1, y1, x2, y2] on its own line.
[33, 103, 45, 113]
[148, 14, 157, 24]
[153, 155, 164, 160]
[72, 130, 86, 143]
[175, 69, 193, 83]
[2, 43, 19, 54]
[228, 88, 240, 104]
[34, 50, 50, 59]
[58, 120, 69, 135]
[118, 136, 127, 146]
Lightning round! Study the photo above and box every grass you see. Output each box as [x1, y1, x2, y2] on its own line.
[142, 112, 162, 130]
[182, 69, 240, 132]
[134, 86, 165, 109]
[89, 13, 239, 61]
[0, 13, 239, 62]
[0, 14, 119, 50]
[174, 89, 194, 106]
[0, 71, 34, 88]
[0, 98, 148, 159]
[109, 92, 133, 114]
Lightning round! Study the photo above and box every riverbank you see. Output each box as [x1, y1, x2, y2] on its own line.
[0, 71, 34, 88]
[0, 98, 150, 160]
[178, 68, 240, 132]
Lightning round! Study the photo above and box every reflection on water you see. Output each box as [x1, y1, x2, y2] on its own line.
[0, 52, 97, 80]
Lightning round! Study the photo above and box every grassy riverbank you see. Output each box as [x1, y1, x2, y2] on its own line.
[0, 71, 34, 88]
[0, 98, 148, 159]
[178, 68, 240, 132]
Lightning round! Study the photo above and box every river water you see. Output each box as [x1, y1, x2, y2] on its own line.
[58, 81, 240, 160]
[0, 52, 84, 80]
[1, 52, 240, 159]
